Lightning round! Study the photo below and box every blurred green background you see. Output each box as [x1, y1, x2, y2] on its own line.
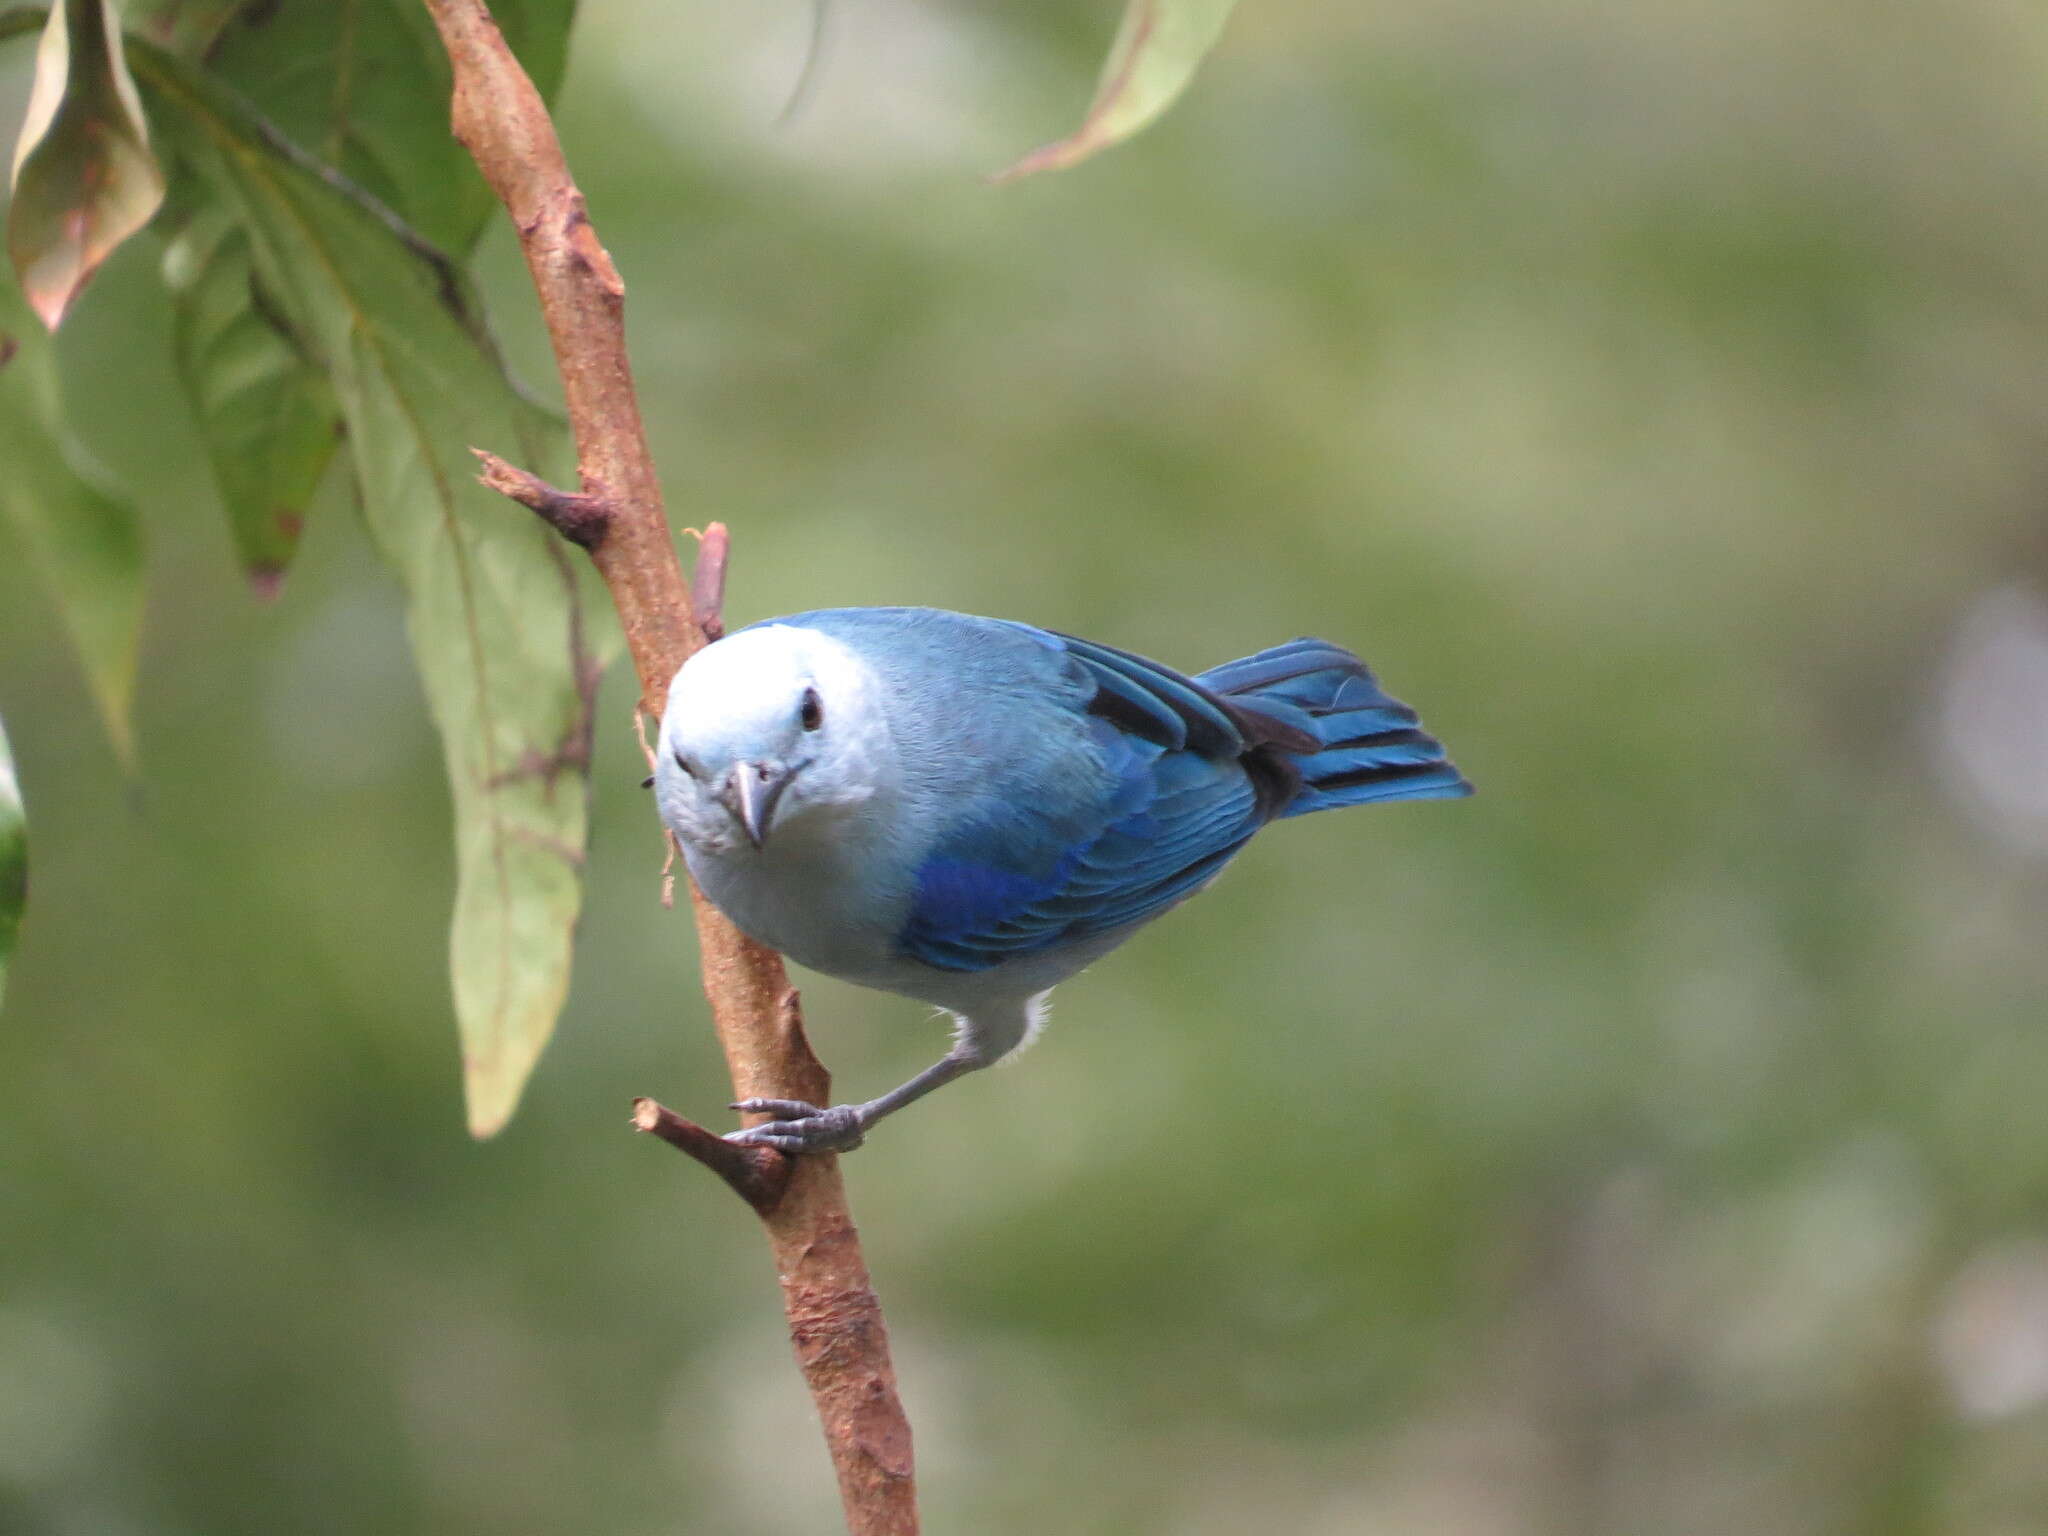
[8, 0, 2048, 1530]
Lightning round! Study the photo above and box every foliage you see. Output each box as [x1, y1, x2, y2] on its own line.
[7, 1, 162, 328]
[997, 0, 1238, 180]
[0, 0, 1228, 1133]
[0, 276, 142, 759]
[1, 0, 596, 1133]
[9, 3, 2045, 1533]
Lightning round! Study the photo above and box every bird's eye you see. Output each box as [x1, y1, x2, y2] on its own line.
[672, 745, 699, 779]
[799, 687, 823, 732]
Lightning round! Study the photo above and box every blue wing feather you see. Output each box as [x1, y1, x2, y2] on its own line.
[772, 611, 1466, 975]
[894, 627, 1266, 973]
[1051, 633, 1249, 757]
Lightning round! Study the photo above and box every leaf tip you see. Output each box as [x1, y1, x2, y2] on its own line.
[459, 1023, 554, 1141]
[8, 170, 166, 332]
[7, 0, 169, 332]
[987, 135, 1097, 185]
[463, 1063, 525, 1140]
[993, 0, 1238, 182]
[466, 1108, 511, 1141]
[17, 263, 84, 333]
[105, 714, 137, 775]
[242, 509, 305, 600]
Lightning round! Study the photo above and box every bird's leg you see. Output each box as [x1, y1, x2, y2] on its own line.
[728, 1049, 983, 1155]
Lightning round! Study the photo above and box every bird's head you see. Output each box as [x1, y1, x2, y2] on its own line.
[655, 624, 886, 854]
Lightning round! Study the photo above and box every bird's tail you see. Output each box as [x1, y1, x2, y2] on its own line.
[1199, 639, 1472, 819]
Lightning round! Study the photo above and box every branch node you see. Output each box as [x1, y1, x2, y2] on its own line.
[564, 208, 624, 297]
[473, 447, 612, 550]
[633, 1097, 793, 1215]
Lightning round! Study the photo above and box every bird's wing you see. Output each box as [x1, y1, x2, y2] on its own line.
[896, 628, 1268, 973]
[1049, 631, 1254, 755]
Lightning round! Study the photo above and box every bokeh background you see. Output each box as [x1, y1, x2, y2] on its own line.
[8, 0, 2048, 1530]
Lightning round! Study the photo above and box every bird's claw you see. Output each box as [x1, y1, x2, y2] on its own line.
[726, 1097, 867, 1154]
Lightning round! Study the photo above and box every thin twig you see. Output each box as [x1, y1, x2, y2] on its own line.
[420, 5, 918, 1530]
[690, 521, 730, 641]
[633, 1097, 791, 1214]
[473, 448, 611, 549]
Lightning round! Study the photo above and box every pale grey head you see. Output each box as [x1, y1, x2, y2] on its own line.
[655, 624, 890, 856]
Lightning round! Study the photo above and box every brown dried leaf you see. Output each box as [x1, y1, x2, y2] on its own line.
[7, 0, 167, 329]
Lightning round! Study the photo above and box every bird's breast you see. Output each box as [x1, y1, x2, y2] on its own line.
[682, 819, 913, 986]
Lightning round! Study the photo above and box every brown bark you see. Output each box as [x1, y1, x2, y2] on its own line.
[419, 5, 918, 1530]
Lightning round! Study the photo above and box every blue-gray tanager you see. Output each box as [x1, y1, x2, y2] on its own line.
[653, 607, 1469, 1154]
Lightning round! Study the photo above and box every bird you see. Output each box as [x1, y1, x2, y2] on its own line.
[652, 606, 1470, 1154]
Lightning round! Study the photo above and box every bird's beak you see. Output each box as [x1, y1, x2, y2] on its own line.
[725, 761, 792, 849]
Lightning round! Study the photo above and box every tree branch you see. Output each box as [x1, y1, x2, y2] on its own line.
[632, 1095, 790, 1215]
[419, 5, 918, 1530]
[472, 449, 611, 550]
[689, 520, 731, 641]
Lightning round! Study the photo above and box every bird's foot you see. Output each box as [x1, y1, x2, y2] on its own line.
[726, 1098, 867, 1154]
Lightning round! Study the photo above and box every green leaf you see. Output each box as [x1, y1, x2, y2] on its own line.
[7, 0, 167, 327]
[0, 281, 146, 760]
[151, 1, 575, 593]
[198, 0, 576, 255]
[137, 42, 608, 1137]
[163, 210, 340, 593]
[125, 0, 258, 57]
[0, 713, 24, 1014]
[994, 0, 1239, 181]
